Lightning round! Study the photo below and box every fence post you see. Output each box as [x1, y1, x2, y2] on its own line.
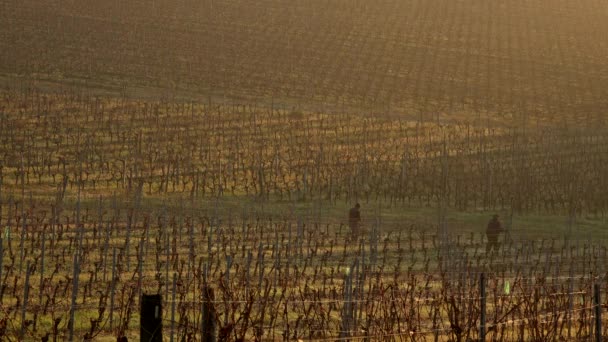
[40, 228, 46, 303]
[140, 294, 163, 342]
[0, 166, 2, 227]
[138, 240, 144, 307]
[201, 285, 217, 342]
[480, 272, 486, 342]
[568, 267, 574, 339]
[50, 205, 56, 257]
[103, 222, 110, 283]
[273, 235, 279, 289]
[170, 273, 177, 342]
[165, 214, 170, 300]
[0, 237, 3, 298]
[297, 217, 303, 263]
[126, 210, 132, 272]
[207, 219, 213, 253]
[110, 248, 117, 330]
[340, 266, 354, 340]
[286, 223, 291, 279]
[68, 254, 80, 341]
[595, 283, 602, 342]
[225, 255, 232, 326]
[20, 261, 31, 340]
[246, 251, 252, 297]
[19, 211, 26, 272]
[7, 195, 13, 258]
[189, 221, 195, 271]
[258, 242, 264, 292]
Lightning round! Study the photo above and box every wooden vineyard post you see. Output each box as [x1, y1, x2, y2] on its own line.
[170, 273, 177, 342]
[20, 261, 31, 340]
[358, 241, 367, 330]
[297, 218, 303, 265]
[286, 222, 291, 279]
[245, 251, 252, 297]
[340, 265, 354, 340]
[126, 210, 132, 272]
[19, 207, 25, 272]
[207, 218, 213, 255]
[110, 248, 117, 330]
[273, 236, 279, 289]
[369, 223, 378, 270]
[595, 283, 602, 342]
[18, 159, 25, 273]
[0, 237, 3, 299]
[201, 285, 217, 342]
[189, 220, 194, 273]
[164, 210, 170, 300]
[258, 241, 265, 303]
[0, 165, 2, 228]
[77, 186, 83, 254]
[7, 195, 12, 257]
[102, 222, 110, 283]
[140, 294, 163, 342]
[50, 205, 56, 260]
[39, 228, 45, 303]
[568, 266, 574, 339]
[225, 255, 232, 326]
[138, 240, 144, 306]
[68, 254, 80, 341]
[480, 272, 486, 342]
[352, 258, 360, 331]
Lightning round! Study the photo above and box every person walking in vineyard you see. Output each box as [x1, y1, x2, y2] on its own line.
[486, 214, 503, 254]
[349, 203, 361, 239]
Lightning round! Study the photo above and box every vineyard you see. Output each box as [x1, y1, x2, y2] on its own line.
[1, 197, 608, 341]
[0, 86, 606, 340]
[2, 0, 608, 340]
[0, 88, 607, 216]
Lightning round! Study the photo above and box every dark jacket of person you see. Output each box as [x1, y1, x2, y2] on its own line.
[349, 205, 361, 226]
[486, 217, 502, 237]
